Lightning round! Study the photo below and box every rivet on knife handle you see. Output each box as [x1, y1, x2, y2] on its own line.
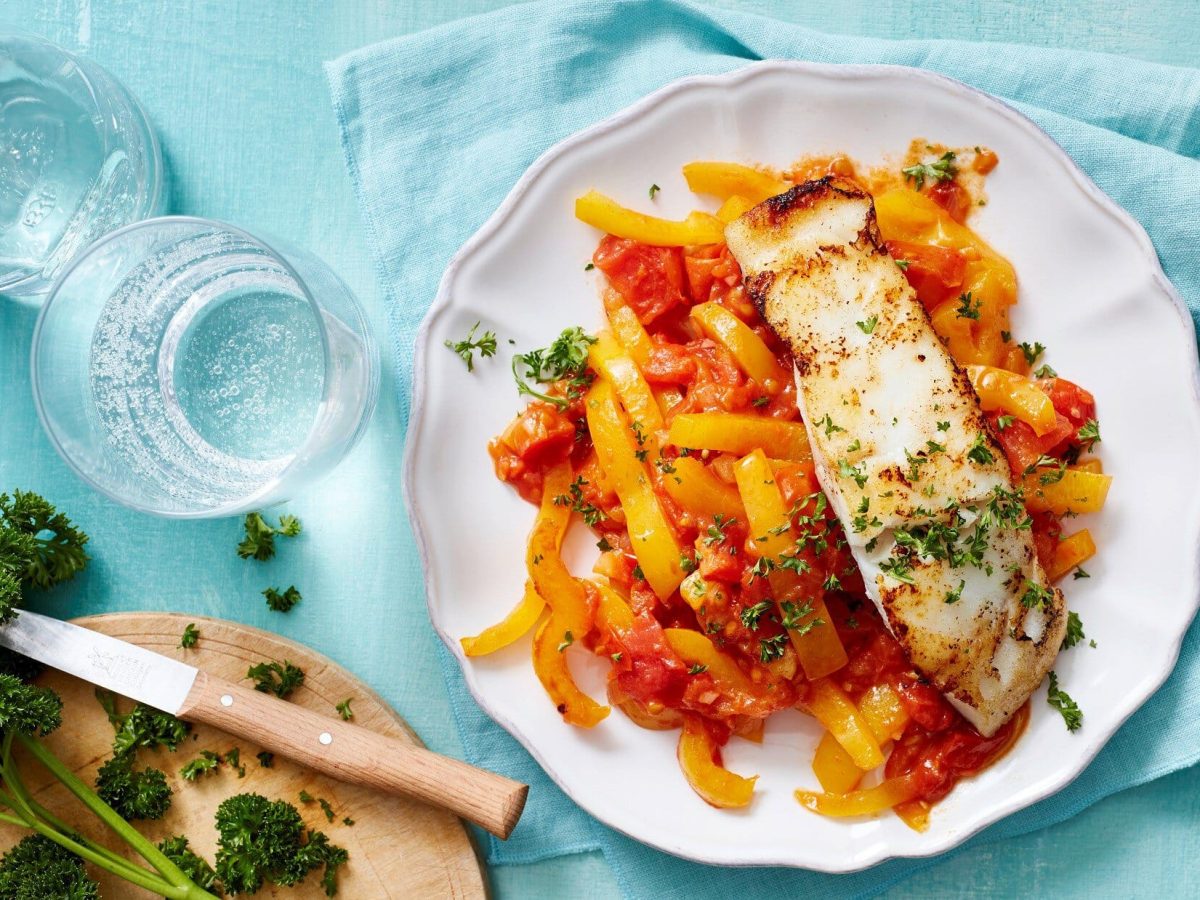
[178, 671, 528, 839]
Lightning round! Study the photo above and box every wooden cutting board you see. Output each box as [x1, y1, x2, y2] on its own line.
[0, 612, 487, 899]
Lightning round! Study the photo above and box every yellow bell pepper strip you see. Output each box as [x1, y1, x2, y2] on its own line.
[669, 413, 811, 462]
[929, 299, 985, 366]
[682, 161, 790, 206]
[607, 304, 654, 367]
[528, 462, 593, 637]
[663, 628, 760, 697]
[586, 382, 686, 599]
[593, 581, 636, 634]
[1047, 529, 1097, 581]
[811, 683, 909, 792]
[690, 302, 790, 393]
[662, 456, 746, 522]
[1073, 458, 1104, 474]
[677, 714, 757, 808]
[461, 580, 545, 657]
[532, 612, 609, 728]
[609, 681, 684, 731]
[1021, 469, 1112, 515]
[965, 365, 1058, 436]
[795, 770, 923, 818]
[575, 190, 725, 246]
[734, 449, 847, 680]
[805, 679, 885, 770]
[588, 332, 665, 434]
[715, 195, 756, 223]
[736, 718, 765, 743]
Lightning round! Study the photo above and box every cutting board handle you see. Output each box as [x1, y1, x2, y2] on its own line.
[179, 671, 527, 839]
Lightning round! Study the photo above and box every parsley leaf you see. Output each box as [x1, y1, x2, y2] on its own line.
[956, 292, 981, 320]
[179, 623, 199, 650]
[944, 580, 965, 604]
[1047, 671, 1083, 732]
[1033, 363, 1058, 378]
[967, 432, 996, 465]
[553, 475, 605, 526]
[739, 600, 773, 629]
[511, 326, 596, 410]
[758, 633, 788, 663]
[262, 585, 301, 613]
[856, 315, 878, 335]
[648, 183, 661, 199]
[901, 151, 958, 190]
[1061, 611, 1086, 650]
[1076, 418, 1101, 451]
[1019, 341, 1046, 366]
[996, 414, 1016, 431]
[688, 664, 708, 675]
[444, 321, 498, 372]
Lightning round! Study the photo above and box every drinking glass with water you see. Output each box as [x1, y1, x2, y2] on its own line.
[1, 31, 162, 296]
[32, 217, 380, 517]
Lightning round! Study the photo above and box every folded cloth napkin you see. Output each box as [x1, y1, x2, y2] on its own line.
[326, 1, 1200, 895]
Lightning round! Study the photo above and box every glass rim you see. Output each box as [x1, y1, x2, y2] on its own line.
[0, 29, 164, 295]
[31, 214, 347, 519]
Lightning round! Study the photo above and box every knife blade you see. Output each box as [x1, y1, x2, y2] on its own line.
[0, 609, 198, 713]
[0, 610, 527, 838]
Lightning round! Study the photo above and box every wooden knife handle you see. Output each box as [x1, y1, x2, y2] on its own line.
[179, 671, 527, 839]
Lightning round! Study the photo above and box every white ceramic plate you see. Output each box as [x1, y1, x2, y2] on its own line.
[405, 62, 1200, 870]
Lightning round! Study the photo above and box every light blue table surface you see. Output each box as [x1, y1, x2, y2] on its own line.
[2, 2, 1198, 898]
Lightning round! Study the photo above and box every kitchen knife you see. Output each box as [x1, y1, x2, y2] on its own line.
[0, 610, 527, 839]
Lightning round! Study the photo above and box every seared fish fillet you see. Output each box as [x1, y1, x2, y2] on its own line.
[725, 178, 1066, 736]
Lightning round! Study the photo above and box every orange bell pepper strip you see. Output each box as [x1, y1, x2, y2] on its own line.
[929, 300, 983, 366]
[662, 456, 746, 522]
[589, 332, 665, 434]
[682, 161, 790, 206]
[677, 714, 757, 808]
[663, 628, 760, 697]
[532, 612, 609, 728]
[528, 462, 593, 637]
[733, 450, 847, 680]
[575, 190, 725, 246]
[586, 382, 686, 599]
[593, 581, 636, 634]
[894, 800, 932, 832]
[461, 580, 545, 657]
[669, 413, 811, 462]
[965, 365, 1058, 436]
[690, 302, 790, 393]
[1047, 529, 1097, 581]
[1021, 469, 1112, 515]
[795, 770, 924, 817]
[1072, 458, 1103, 474]
[805, 679, 885, 770]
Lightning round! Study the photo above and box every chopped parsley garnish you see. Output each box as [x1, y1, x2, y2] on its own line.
[648, 183, 661, 199]
[838, 459, 868, 488]
[748, 556, 775, 580]
[967, 432, 996, 465]
[688, 664, 708, 675]
[895, 259, 911, 271]
[856, 315, 879, 335]
[781, 601, 824, 637]
[1047, 671, 1083, 732]
[1033, 363, 1058, 378]
[879, 556, 915, 584]
[936, 420, 950, 432]
[1019, 341, 1046, 366]
[1026, 454, 1067, 485]
[704, 514, 737, 546]
[679, 553, 697, 574]
[759, 633, 789, 663]
[752, 396, 770, 407]
[777, 553, 812, 575]
[1076, 418, 1101, 451]
[631, 565, 645, 581]
[926, 440, 946, 454]
[1061, 611, 1086, 650]
[553, 475, 606, 526]
[655, 455, 677, 475]
[851, 497, 881, 534]
[1073, 566, 1091, 580]
[262, 585, 301, 613]
[511, 326, 596, 410]
[739, 600, 773, 629]
[556, 631, 574, 652]
[821, 572, 842, 591]
[901, 151, 957, 190]
[944, 580, 965, 604]
[336, 698, 354, 721]
[996, 414, 1016, 431]
[596, 537, 614, 553]
[246, 660, 304, 699]
[611, 652, 623, 662]
[846, 438, 861, 452]
[1020, 581, 1055, 610]
[584, 262, 595, 271]
[956, 292, 981, 320]
[816, 414, 844, 436]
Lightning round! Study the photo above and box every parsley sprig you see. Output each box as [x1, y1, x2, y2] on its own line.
[901, 151, 958, 190]
[1047, 671, 1083, 732]
[444, 321, 497, 372]
[512, 326, 596, 410]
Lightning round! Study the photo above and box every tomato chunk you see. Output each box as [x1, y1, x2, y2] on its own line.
[885, 240, 966, 311]
[594, 236, 688, 324]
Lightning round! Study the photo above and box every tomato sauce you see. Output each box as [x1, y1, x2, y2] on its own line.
[490, 150, 1090, 817]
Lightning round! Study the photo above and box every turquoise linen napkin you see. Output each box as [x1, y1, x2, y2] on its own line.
[326, 1, 1200, 894]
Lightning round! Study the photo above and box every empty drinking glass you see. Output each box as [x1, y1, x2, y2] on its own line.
[0, 31, 162, 296]
[32, 217, 380, 517]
